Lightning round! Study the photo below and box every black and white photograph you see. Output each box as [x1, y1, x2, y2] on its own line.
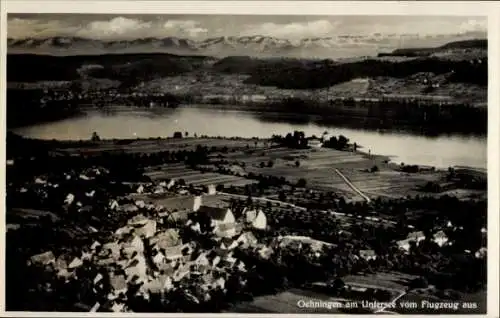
[2, 2, 497, 315]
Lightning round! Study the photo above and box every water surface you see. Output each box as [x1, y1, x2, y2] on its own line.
[12, 107, 487, 169]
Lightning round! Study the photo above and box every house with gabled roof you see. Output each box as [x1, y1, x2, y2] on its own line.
[68, 256, 83, 269]
[198, 205, 236, 237]
[150, 229, 181, 252]
[115, 225, 134, 238]
[407, 231, 426, 243]
[206, 184, 217, 195]
[228, 231, 258, 250]
[397, 239, 413, 252]
[91, 241, 101, 251]
[29, 251, 55, 266]
[134, 220, 157, 239]
[246, 209, 267, 230]
[163, 245, 184, 262]
[120, 204, 139, 213]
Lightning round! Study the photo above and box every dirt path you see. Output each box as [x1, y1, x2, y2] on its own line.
[333, 168, 372, 203]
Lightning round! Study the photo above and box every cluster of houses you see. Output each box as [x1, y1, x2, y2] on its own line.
[21, 168, 488, 312]
[395, 223, 487, 259]
[28, 184, 274, 312]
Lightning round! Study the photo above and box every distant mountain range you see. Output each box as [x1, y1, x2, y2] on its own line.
[7, 33, 486, 59]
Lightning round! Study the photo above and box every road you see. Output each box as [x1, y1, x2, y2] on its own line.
[374, 290, 407, 314]
[217, 191, 396, 225]
[333, 168, 372, 203]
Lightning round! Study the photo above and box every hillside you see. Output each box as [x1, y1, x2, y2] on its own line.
[379, 39, 487, 58]
[7, 39, 487, 89]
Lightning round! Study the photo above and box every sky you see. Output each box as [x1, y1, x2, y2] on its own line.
[7, 14, 487, 41]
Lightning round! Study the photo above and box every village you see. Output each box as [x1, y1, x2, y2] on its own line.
[6, 131, 487, 313]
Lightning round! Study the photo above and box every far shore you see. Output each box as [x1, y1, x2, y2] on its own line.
[16, 133, 468, 173]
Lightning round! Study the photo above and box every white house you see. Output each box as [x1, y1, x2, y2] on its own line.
[121, 235, 145, 256]
[135, 220, 157, 239]
[109, 200, 119, 210]
[228, 232, 258, 250]
[194, 252, 211, 272]
[68, 257, 83, 270]
[407, 231, 426, 243]
[135, 200, 146, 209]
[199, 205, 236, 237]
[207, 184, 217, 195]
[150, 229, 182, 251]
[64, 193, 75, 205]
[245, 208, 267, 230]
[90, 241, 101, 250]
[359, 249, 377, 261]
[397, 239, 412, 252]
[308, 139, 323, 148]
[475, 247, 487, 259]
[137, 185, 145, 194]
[432, 231, 449, 247]
[115, 225, 134, 238]
[30, 251, 56, 266]
[251, 210, 267, 230]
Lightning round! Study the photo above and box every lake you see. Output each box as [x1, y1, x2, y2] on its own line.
[11, 107, 487, 169]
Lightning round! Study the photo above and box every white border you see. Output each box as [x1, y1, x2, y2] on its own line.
[1, 1, 499, 318]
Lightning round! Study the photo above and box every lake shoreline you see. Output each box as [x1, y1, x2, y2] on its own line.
[10, 106, 487, 169]
[70, 105, 487, 138]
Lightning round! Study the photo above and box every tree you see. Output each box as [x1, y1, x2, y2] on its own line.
[173, 132, 183, 139]
[267, 160, 274, 168]
[295, 160, 300, 167]
[297, 178, 307, 188]
[260, 162, 265, 168]
[409, 277, 429, 289]
[278, 191, 286, 201]
[185, 131, 189, 137]
[91, 132, 101, 142]
[338, 135, 349, 149]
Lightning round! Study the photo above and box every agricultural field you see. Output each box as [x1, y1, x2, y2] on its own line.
[144, 163, 258, 187]
[54, 137, 256, 155]
[129, 192, 231, 211]
[342, 272, 419, 293]
[52, 137, 454, 199]
[212, 146, 437, 199]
